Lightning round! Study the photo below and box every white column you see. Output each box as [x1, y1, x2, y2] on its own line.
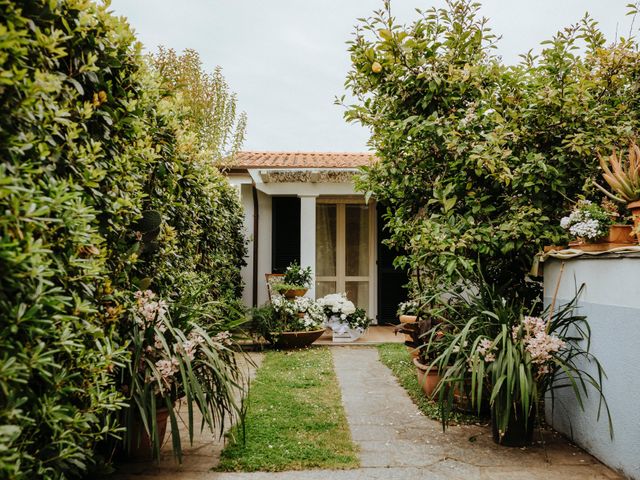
[299, 194, 318, 299]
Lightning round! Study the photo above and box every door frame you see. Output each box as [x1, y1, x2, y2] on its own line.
[316, 197, 377, 323]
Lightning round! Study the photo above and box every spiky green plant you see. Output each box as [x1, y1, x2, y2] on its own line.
[428, 278, 611, 442]
[120, 291, 245, 461]
[595, 142, 640, 203]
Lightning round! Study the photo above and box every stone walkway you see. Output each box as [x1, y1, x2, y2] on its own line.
[120, 347, 622, 480]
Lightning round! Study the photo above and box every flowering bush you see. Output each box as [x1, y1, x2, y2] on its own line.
[271, 295, 325, 331]
[282, 262, 313, 289]
[560, 200, 612, 241]
[318, 293, 371, 331]
[120, 291, 240, 459]
[428, 276, 610, 443]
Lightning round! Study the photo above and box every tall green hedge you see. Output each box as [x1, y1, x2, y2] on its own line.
[0, 1, 246, 478]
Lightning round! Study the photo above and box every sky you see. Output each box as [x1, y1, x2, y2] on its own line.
[109, 1, 635, 153]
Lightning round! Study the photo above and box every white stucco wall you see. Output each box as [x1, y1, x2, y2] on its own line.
[543, 256, 640, 479]
[256, 190, 272, 306]
[239, 184, 254, 307]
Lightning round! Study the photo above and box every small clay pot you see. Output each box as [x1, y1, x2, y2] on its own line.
[282, 288, 308, 299]
[399, 315, 418, 324]
[413, 357, 442, 397]
[628, 200, 640, 243]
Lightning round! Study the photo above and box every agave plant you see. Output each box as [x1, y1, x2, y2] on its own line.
[595, 142, 640, 204]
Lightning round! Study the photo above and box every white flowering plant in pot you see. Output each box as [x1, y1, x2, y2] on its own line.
[397, 300, 420, 317]
[318, 293, 371, 338]
[560, 200, 612, 242]
[271, 295, 326, 332]
[119, 290, 242, 460]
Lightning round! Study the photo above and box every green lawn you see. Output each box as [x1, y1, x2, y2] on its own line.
[377, 343, 481, 425]
[217, 347, 359, 472]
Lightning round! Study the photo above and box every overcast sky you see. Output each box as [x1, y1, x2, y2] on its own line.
[109, 1, 634, 152]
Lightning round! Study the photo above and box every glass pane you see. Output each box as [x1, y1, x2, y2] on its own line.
[316, 204, 337, 276]
[345, 204, 369, 277]
[346, 281, 369, 312]
[316, 281, 337, 299]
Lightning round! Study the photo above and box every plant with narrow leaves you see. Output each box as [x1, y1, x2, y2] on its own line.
[595, 142, 640, 203]
[119, 291, 244, 461]
[428, 278, 611, 442]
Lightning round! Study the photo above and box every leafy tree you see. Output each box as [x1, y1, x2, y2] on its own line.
[343, 0, 640, 298]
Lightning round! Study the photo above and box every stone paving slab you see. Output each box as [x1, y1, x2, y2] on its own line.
[117, 347, 624, 480]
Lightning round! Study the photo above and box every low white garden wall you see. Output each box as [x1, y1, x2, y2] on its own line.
[543, 255, 640, 479]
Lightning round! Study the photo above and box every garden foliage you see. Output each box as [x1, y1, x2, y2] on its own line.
[344, 0, 640, 297]
[0, 1, 246, 478]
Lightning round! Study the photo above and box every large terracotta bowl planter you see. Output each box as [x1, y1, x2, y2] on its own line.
[272, 329, 324, 349]
[413, 357, 442, 397]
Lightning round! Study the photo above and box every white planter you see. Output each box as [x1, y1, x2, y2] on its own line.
[326, 315, 365, 343]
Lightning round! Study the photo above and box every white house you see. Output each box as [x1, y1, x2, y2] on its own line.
[226, 151, 408, 325]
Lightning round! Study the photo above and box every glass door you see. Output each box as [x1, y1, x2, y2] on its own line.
[316, 200, 373, 313]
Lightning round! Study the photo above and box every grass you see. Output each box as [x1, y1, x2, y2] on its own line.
[217, 347, 359, 472]
[377, 343, 481, 425]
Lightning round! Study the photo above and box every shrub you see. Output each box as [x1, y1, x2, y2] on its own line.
[0, 1, 247, 477]
[343, 0, 640, 299]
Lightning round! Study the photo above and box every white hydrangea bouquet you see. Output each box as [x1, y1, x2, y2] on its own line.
[560, 200, 612, 241]
[317, 293, 371, 342]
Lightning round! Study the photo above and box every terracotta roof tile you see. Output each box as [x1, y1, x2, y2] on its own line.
[231, 151, 376, 169]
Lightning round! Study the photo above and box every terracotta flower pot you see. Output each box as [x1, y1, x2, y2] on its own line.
[628, 200, 640, 243]
[127, 407, 170, 460]
[272, 329, 324, 349]
[282, 288, 308, 299]
[399, 314, 418, 324]
[606, 224, 635, 244]
[568, 224, 636, 251]
[413, 357, 442, 397]
[491, 404, 536, 447]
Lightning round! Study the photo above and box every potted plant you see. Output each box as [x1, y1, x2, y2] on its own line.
[317, 293, 371, 342]
[118, 290, 242, 460]
[275, 262, 313, 298]
[595, 141, 640, 242]
[560, 199, 632, 250]
[431, 279, 611, 447]
[402, 317, 448, 397]
[397, 300, 420, 324]
[252, 296, 325, 348]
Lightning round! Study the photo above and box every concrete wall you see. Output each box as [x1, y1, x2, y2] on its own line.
[256, 190, 272, 306]
[239, 184, 254, 308]
[238, 186, 272, 308]
[543, 256, 640, 479]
